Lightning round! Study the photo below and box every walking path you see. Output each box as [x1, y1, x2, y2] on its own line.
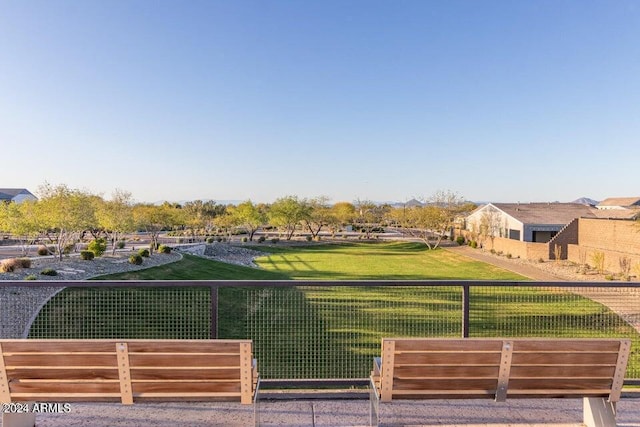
[446, 245, 566, 281]
[447, 245, 640, 333]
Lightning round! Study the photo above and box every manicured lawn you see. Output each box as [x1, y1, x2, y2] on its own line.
[252, 242, 525, 280]
[29, 242, 640, 379]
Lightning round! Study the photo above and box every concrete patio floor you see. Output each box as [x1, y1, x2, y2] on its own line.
[5, 395, 639, 427]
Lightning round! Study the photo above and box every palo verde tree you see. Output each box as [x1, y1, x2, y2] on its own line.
[96, 189, 135, 255]
[354, 199, 389, 239]
[182, 200, 225, 238]
[402, 190, 472, 250]
[37, 183, 97, 260]
[268, 195, 310, 240]
[133, 202, 182, 253]
[0, 200, 42, 256]
[329, 201, 356, 234]
[227, 200, 266, 241]
[302, 196, 334, 239]
[479, 205, 502, 249]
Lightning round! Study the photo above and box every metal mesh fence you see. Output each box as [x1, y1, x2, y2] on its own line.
[247, 286, 462, 379]
[28, 287, 211, 339]
[246, 284, 640, 380]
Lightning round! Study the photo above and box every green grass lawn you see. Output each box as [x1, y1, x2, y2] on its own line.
[253, 242, 526, 280]
[29, 242, 640, 379]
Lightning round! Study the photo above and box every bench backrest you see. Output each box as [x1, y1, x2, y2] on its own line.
[374, 338, 631, 403]
[0, 339, 257, 405]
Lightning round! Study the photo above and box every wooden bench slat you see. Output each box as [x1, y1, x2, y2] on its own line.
[513, 340, 624, 352]
[1, 341, 118, 353]
[511, 353, 619, 365]
[4, 354, 118, 367]
[510, 365, 617, 378]
[394, 365, 500, 378]
[508, 378, 615, 390]
[127, 341, 248, 353]
[394, 353, 502, 365]
[392, 339, 503, 352]
[128, 354, 240, 367]
[9, 382, 121, 394]
[131, 368, 241, 380]
[133, 382, 241, 393]
[393, 378, 498, 391]
[6, 368, 119, 380]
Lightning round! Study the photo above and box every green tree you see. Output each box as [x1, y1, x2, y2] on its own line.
[133, 202, 182, 253]
[302, 196, 334, 239]
[37, 183, 97, 260]
[0, 200, 42, 256]
[354, 199, 388, 239]
[401, 190, 470, 250]
[329, 201, 356, 234]
[228, 200, 266, 241]
[96, 189, 135, 255]
[183, 200, 225, 239]
[268, 196, 310, 240]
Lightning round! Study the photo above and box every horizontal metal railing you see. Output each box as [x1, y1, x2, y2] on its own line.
[1, 280, 639, 389]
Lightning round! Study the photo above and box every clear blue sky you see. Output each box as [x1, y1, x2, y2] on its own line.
[1, 0, 639, 204]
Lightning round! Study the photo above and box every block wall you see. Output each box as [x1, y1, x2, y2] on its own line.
[567, 218, 640, 275]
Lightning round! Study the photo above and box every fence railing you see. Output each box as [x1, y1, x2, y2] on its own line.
[1, 280, 639, 383]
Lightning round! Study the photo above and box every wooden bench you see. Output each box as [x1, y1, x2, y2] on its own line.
[370, 338, 631, 427]
[0, 339, 259, 427]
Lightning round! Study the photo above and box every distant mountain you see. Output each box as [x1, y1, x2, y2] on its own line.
[153, 199, 242, 206]
[390, 198, 424, 208]
[572, 197, 599, 206]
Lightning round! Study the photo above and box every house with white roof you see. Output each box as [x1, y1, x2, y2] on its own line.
[0, 188, 37, 204]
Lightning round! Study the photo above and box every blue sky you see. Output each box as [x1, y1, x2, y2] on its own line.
[1, 0, 639, 204]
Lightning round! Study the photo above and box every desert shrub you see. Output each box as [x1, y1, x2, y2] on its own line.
[40, 268, 58, 276]
[80, 250, 95, 260]
[63, 243, 75, 255]
[157, 245, 171, 254]
[37, 245, 50, 256]
[306, 236, 313, 242]
[456, 236, 465, 245]
[314, 236, 321, 242]
[591, 251, 606, 274]
[271, 238, 280, 244]
[470, 240, 478, 249]
[241, 237, 248, 243]
[206, 237, 214, 244]
[18, 258, 32, 268]
[506, 253, 512, 259]
[138, 248, 150, 257]
[0, 259, 18, 273]
[490, 249, 496, 254]
[538, 257, 545, 263]
[216, 237, 223, 242]
[129, 254, 143, 265]
[619, 257, 632, 281]
[257, 236, 266, 243]
[116, 240, 126, 249]
[24, 274, 37, 281]
[88, 238, 107, 257]
[605, 274, 615, 281]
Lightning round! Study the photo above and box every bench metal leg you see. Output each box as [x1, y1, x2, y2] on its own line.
[584, 397, 617, 427]
[2, 412, 36, 427]
[369, 380, 380, 427]
[254, 378, 261, 427]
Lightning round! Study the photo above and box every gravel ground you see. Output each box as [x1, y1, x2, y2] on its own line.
[0, 244, 266, 338]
